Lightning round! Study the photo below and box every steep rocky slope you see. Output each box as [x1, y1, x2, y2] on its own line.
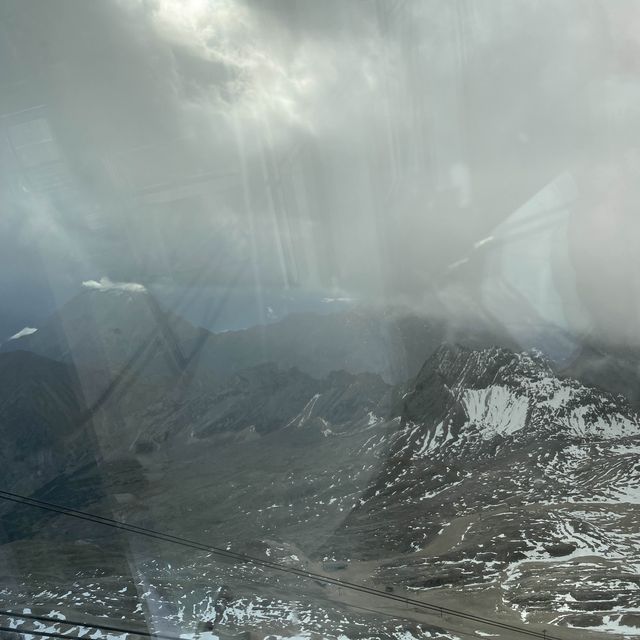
[326, 346, 640, 635]
[0, 351, 93, 495]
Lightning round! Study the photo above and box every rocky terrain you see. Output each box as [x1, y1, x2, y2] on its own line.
[0, 291, 639, 640]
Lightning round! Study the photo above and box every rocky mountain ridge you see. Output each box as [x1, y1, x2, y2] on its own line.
[1, 321, 640, 638]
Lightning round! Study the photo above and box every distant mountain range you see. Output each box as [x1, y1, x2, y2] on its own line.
[0, 287, 514, 384]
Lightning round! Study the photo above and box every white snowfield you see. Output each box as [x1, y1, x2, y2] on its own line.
[413, 376, 640, 459]
[81, 277, 146, 293]
[453, 364, 640, 443]
[462, 386, 529, 438]
[8, 326, 38, 341]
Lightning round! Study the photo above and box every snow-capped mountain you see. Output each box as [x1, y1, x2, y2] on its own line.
[401, 345, 640, 453]
[328, 345, 640, 634]
[1, 341, 639, 639]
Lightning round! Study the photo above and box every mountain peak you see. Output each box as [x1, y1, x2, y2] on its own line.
[416, 344, 554, 395]
[403, 345, 640, 449]
[81, 276, 147, 294]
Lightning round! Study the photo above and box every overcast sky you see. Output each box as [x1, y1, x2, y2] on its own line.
[1, 0, 640, 347]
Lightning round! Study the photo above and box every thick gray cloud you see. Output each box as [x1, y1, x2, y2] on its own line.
[1, 0, 640, 345]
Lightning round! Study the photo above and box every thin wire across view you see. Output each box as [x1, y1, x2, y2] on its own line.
[0, 490, 561, 640]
